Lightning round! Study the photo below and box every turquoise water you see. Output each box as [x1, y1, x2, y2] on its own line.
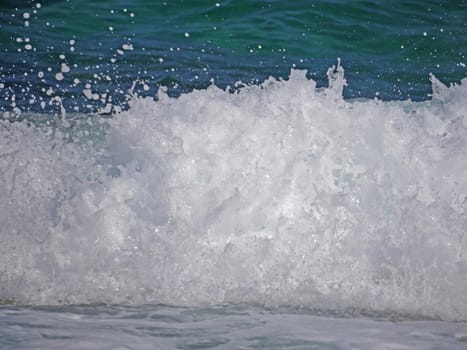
[1, 1, 467, 349]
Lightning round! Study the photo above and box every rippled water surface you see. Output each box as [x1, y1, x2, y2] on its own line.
[2, 305, 467, 350]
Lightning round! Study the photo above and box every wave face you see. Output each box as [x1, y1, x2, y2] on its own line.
[1, 67, 467, 321]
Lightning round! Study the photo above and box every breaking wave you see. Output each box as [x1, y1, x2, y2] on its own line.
[1, 63, 467, 321]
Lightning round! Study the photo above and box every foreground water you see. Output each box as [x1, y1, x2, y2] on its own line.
[1, 305, 467, 350]
[1, 1, 467, 349]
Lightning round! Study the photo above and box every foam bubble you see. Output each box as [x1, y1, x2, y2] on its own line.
[60, 63, 70, 73]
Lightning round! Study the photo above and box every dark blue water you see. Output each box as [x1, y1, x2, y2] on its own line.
[0, 0, 465, 114]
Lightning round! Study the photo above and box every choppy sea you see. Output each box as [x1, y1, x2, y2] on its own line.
[1, 1, 467, 349]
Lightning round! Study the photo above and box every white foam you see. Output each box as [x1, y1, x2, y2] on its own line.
[1, 67, 467, 321]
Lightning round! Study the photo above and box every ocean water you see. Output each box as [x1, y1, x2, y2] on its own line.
[1, 0, 467, 349]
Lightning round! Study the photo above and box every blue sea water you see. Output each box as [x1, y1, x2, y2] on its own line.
[1, 1, 467, 349]
[0, 0, 465, 114]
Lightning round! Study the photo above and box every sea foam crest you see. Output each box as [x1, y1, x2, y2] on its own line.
[1, 67, 467, 320]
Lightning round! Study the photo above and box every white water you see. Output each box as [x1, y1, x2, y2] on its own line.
[1, 65, 467, 321]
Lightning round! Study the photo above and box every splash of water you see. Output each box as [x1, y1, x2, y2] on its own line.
[1, 65, 466, 320]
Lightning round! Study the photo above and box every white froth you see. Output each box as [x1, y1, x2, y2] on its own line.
[1, 68, 467, 321]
